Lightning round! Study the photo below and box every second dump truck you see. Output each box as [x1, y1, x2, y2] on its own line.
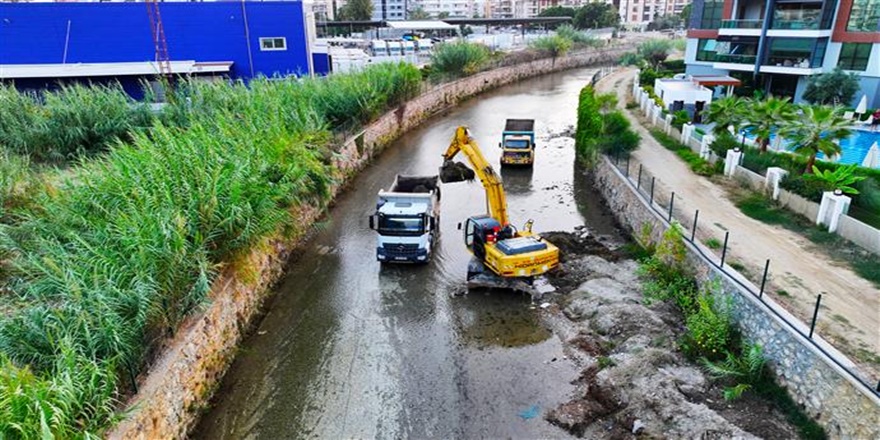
[369, 175, 440, 263]
[499, 119, 536, 166]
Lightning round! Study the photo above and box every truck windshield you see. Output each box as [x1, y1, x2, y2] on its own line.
[378, 216, 425, 236]
[504, 140, 530, 149]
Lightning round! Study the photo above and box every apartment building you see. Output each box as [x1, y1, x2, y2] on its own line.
[619, 0, 690, 28]
[488, 0, 596, 18]
[414, 0, 476, 17]
[372, 0, 407, 20]
[684, 0, 880, 107]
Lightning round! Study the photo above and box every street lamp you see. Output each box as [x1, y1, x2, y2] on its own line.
[739, 129, 746, 151]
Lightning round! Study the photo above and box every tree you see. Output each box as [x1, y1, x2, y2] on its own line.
[704, 96, 747, 137]
[408, 6, 430, 20]
[648, 13, 682, 30]
[573, 3, 619, 30]
[780, 105, 852, 173]
[336, 0, 373, 21]
[802, 67, 860, 106]
[743, 96, 794, 153]
[438, 11, 450, 19]
[636, 39, 672, 68]
[539, 6, 577, 17]
[680, 4, 693, 26]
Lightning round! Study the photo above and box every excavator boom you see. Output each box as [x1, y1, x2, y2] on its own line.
[440, 127, 509, 227]
[438, 126, 560, 289]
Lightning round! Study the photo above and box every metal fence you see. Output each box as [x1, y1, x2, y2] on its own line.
[607, 152, 880, 399]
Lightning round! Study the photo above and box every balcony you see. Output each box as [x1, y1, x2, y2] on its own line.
[765, 56, 813, 68]
[715, 53, 757, 64]
[720, 19, 763, 29]
[771, 19, 820, 30]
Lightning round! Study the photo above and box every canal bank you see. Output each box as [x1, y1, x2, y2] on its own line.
[109, 47, 631, 439]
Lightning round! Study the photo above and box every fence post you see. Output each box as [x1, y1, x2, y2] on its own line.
[759, 259, 770, 298]
[649, 177, 655, 205]
[625, 156, 630, 177]
[720, 231, 730, 267]
[691, 210, 699, 242]
[668, 192, 675, 221]
[809, 294, 822, 338]
[637, 164, 643, 189]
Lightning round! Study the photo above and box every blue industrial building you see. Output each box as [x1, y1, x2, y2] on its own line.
[0, 2, 320, 97]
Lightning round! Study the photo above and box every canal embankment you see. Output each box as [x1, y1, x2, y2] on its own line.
[109, 46, 632, 439]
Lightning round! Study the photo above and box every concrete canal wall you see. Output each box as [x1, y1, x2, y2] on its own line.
[593, 156, 880, 440]
[108, 46, 632, 439]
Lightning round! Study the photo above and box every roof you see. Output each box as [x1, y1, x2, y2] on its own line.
[0, 61, 232, 79]
[385, 20, 457, 30]
[656, 78, 709, 92]
[690, 75, 742, 87]
[443, 17, 572, 25]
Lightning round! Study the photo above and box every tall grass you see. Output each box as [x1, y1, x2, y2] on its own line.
[0, 62, 421, 437]
[0, 83, 154, 163]
[429, 41, 491, 80]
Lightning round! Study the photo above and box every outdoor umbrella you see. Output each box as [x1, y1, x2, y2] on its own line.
[855, 94, 868, 118]
[862, 142, 880, 168]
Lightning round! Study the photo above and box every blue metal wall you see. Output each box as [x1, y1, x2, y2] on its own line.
[0, 2, 311, 80]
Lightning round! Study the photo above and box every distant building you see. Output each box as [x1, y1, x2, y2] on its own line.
[0, 2, 319, 97]
[413, 0, 477, 18]
[373, 0, 409, 20]
[684, 0, 880, 107]
[619, 0, 691, 29]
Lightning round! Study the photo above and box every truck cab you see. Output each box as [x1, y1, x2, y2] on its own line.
[369, 175, 440, 263]
[499, 119, 536, 166]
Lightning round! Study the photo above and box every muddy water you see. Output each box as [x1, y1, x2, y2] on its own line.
[192, 67, 622, 439]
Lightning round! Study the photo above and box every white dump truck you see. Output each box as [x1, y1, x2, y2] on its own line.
[369, 175, 440, 263]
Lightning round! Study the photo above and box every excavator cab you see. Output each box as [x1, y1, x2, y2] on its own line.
[462, 215, 502, 262]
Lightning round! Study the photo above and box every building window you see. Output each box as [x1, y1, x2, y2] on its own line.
[847, 0, 880, 32]
[700, 1, 723, 29]
[259, 37, 287, 51]
[632, 14, 638, 20]
[696, 39, 718, 61]
[839, 43, 872, 70]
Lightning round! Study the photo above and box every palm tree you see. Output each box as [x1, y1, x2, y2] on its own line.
[743, 96, 794, 153]
[779, 105, 852, 173]
[704, 96, 748, 137]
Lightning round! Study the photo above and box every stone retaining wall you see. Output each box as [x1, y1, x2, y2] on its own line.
[108, 46, 631, 440]
[593, 156, 880, 439]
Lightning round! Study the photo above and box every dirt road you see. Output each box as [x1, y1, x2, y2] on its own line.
[595, 68, 879, 379]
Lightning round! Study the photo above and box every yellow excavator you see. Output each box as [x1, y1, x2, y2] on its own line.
[439, 126, 559, 289]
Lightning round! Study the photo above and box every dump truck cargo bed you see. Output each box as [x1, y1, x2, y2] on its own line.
[504, 119, 535, 132]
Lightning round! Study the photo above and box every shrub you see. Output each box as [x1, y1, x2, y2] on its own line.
[672, 110, 689, 128]
[619, 52, 642, 66]
[709, 132, 739, 158]
[0, 62, 422, 437]
[702, 343, 766, 400]
[648, 128, 716, 176]
[429, 41, 490, 80]
[0, 149, 37, 223]
[661, 59, 686, 72]
[685, 287, 733, 359]
[529, 35, 573, 58]
[0, 83, 154, 163]
[554, 24, 600, 47]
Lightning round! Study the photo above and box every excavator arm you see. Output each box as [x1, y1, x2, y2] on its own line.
[440, 127, 509, 227]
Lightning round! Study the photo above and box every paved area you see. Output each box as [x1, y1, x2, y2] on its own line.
[595, 68, 879, 380]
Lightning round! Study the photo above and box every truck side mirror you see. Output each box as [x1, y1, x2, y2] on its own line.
[457, 222, 462, 230]
[429, 217, 436, 231]
[369, 215, 376, 230]
[498, 142, 502, 148]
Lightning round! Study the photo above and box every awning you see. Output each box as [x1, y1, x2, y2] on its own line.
[0, 60, 233, 79]
[691, 75, 742, 87]
[386, 20, 457, 30]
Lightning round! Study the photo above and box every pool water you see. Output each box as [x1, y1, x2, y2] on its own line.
[747, 129, 880, 167]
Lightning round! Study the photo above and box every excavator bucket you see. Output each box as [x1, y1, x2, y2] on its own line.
[439, 160, 475, 183]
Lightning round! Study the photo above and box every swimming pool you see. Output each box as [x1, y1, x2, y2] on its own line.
[745, 129, 880, 167]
